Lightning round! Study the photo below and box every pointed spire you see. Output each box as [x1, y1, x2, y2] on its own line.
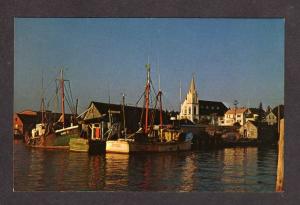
[189, 74, 196, 93]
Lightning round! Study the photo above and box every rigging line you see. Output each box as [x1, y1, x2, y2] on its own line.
[64, 81, 76, 114]
[43, 73, 58, 97]
[67, 81, 75, 110]
[45, 79, 60, 111]
[149, 91, 156, 107]
[46, 91, 57, 110]
[64, 93, 73, 114]
[139, 91, 146, 126]
[135, 90, 145, 106]
[150, 93, 158, 127]
[64, 85, 74, 113]
[149, 77, 158, 96]
[64, 93, 74, 115]
[163, 91, 175, 111]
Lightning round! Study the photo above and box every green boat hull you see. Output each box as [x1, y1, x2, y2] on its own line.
[53, 133, 80, 146]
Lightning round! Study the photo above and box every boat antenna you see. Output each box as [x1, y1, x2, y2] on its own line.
[108, 82, 111, 105]
[144, 62, 151, 134]
[157, 56, 161, 91]
[179, 80, 182, 110]
[178, 79, 182, 126]
[59, 68, 65, 128]
[156, 56, 163, 128]
[108, 82, 111, 125]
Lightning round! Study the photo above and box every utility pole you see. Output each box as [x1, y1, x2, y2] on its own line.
[233, 100, 239, 123]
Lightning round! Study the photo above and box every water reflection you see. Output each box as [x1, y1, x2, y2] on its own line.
[14, 141, 277, 192]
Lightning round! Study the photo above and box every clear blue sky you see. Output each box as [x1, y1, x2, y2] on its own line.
[14, 18, 284, 113]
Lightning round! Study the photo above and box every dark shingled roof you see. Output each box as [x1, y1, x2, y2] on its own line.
[17, 111, 74, 129]
[17, 113, 38, 127]
[248, 108, 265, 115]
[198, 100, 228, 116]
[88, 101, 173, 133]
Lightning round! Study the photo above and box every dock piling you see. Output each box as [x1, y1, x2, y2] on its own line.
[276, 119, 284, 192]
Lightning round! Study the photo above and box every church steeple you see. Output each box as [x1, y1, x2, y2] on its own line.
[189, 74, 196, 93]
[179, 74, 200, 123]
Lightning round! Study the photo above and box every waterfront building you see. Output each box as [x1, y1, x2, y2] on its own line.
[13, 110, 73, 137]
[244, 108, 266, 123]
[180, 76, 199, 123]
[239, 120, 276, 141]
[239, 121, 260, 139]
[198, 100, 228, 125]
[13, 110, 38, 137]
[265, 105, 284, 125]
[222, 108, 248, 126]
[82, 101, 172, 134]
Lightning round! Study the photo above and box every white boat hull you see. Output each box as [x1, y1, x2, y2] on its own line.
[106, 140, 192, 153]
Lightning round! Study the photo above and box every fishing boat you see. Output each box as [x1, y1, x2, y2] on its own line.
[69, 108, 121, 154]
[69, 122, 107, 154]
[106, 63, 193, 153]
[25, 69, 80, 149]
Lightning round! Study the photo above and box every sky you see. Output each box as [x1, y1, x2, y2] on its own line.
[14, 18, 284, 114]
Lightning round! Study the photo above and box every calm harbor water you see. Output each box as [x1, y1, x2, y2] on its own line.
[14, 140, 278, 192]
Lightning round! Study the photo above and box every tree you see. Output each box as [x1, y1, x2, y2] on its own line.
[256, 102, 265, 123]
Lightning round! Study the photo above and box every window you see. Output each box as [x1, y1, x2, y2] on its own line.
[206, 106, 209, 109]
[188, 107, 191, 115]
[217, 106, 220, 110]
[212, 106, 214, 110]
[184, 107, 187, 114]
[237, 114, 241, 118]
[194, 107, 197, 115]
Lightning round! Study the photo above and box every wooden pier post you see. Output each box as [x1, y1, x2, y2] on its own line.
[276, 118, 284, 192]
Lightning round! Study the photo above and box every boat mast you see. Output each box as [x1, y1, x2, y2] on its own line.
[122, 93, 126, 137]
[157, 60, 163, 128]
[158, 90, 163, 128]
[179, 80, 182, 110]
[60, 69, 65, 128]
[75, 98, 78, 116]
[144, 63, 151, 134]
[41, 70, 45, 124]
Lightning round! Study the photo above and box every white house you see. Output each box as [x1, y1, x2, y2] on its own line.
[222, 108, 248, 126]
[179, 76, 199, 123]
[265, 105, 284, 125]
[265, 112, 277, 125]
